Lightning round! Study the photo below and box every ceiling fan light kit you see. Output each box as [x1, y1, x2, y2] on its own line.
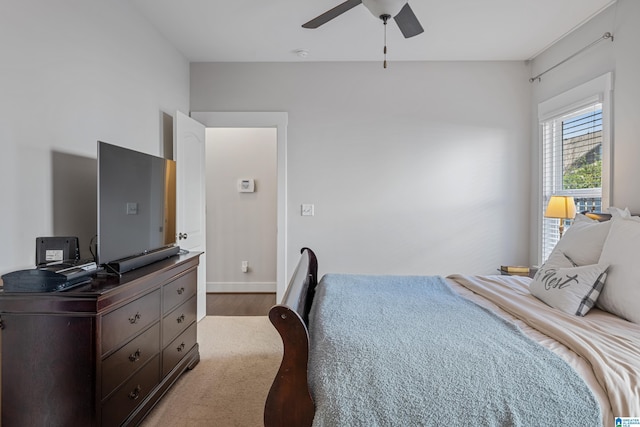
[362, 0, 407, 19]
[302, 0, 424, 68]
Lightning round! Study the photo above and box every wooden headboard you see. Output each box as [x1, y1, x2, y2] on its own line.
[582, 211, 640, 221]
[583, 212, 612, 222]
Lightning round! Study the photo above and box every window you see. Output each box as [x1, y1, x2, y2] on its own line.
[538, 73, 612, 263]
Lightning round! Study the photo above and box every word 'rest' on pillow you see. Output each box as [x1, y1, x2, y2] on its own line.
[546, 213, 611, 267]
[597, 217, 640, 323]
[530, 264, 608, 316]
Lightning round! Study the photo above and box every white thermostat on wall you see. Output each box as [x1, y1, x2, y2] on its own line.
[237, 178, 255, 193]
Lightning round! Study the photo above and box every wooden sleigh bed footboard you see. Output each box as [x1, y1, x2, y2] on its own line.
[264, 248, 318, 427]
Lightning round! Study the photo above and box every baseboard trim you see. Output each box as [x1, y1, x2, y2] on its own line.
[206, 282, 276, 293]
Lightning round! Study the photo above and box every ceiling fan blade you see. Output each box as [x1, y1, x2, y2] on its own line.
[393, 3, 424, 38]
[302, 0, 362, 29]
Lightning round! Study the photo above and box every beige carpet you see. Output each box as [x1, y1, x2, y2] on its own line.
[140, 316, 283, 427]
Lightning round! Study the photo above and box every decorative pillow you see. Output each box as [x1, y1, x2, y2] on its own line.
[597, 216, 640, 323]
[530, 264, 608, 316]
[546, 213, 611, 267]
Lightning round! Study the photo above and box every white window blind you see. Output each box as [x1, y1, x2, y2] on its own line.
[541, 103, 603, 261]
[538, 73, 612, 264]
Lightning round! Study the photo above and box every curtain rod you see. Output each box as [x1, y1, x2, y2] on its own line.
[529, 32, 614, 83]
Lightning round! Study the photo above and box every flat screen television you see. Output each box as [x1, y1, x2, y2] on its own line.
[97, 141, 179, 274]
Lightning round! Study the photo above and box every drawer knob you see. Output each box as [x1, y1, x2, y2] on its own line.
[177, 314, 185, 324]
[128, 385, 142, 400]
[128, 349, 142, 362]
[129, 312, 141, 324]
[177, 287, 185, 295]
[177, 342, 186, 352]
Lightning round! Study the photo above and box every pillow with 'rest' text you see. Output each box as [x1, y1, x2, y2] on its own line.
[597, 216, 640, 323]
[530, 264, 608, 316]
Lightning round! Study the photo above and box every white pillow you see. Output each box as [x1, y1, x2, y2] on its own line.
[597, 216, 640, 323]
[608, 206, 631, 218]
[546, 213, 611, 267]
[530, 264, 608, 316]
[544, 250, 577, 268]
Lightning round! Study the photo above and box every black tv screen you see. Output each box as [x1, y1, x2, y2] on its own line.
[97, 141, 177, 269]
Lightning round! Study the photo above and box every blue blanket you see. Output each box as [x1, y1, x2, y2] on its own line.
[308, 274, 601, 427]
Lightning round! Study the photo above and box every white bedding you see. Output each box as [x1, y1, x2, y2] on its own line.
[447, 273, 640, 425]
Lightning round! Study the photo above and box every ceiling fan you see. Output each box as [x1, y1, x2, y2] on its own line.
[302, 0, 424, 39]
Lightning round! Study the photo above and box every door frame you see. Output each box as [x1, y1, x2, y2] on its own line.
[191, 111, 288, 302]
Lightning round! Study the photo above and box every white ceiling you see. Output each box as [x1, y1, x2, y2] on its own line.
[130, 0, 616, 62]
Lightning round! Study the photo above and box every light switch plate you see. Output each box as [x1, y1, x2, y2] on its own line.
[126, 202, 138, 215]
[301, 204, 314, 216]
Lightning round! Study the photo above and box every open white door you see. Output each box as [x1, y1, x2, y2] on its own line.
[175, 111, 207, 320]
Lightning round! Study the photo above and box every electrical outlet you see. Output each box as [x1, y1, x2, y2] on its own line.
[242, 261, 248, 273]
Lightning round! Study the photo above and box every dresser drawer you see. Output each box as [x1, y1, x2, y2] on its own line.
[101, 355, 160, 427]
[163, 269, 197, 313]
[162, 322, 197, 377]
[162, 295, 197, 347]
[101, 322, 160, 398]
[102, 289, 161, 354]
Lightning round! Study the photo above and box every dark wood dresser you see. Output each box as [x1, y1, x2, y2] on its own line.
[0, 252, 201, 426]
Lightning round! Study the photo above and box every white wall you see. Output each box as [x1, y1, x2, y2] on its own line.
[205, 128, 277, 292]
[0, 0, 190, 273]
[191, 61, 532, 278]
[528, 0, 640, 264]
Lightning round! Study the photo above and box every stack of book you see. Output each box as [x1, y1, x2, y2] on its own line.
[499, 265, 531, 276]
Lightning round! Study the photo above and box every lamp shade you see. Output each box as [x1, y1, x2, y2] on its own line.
[544, 196, 577, 219]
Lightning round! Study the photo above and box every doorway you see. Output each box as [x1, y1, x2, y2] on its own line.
[191, 112, 288, 303]
[205, 128, 277, 295]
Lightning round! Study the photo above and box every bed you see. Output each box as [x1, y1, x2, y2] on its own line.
[264, 212, 640, 427]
